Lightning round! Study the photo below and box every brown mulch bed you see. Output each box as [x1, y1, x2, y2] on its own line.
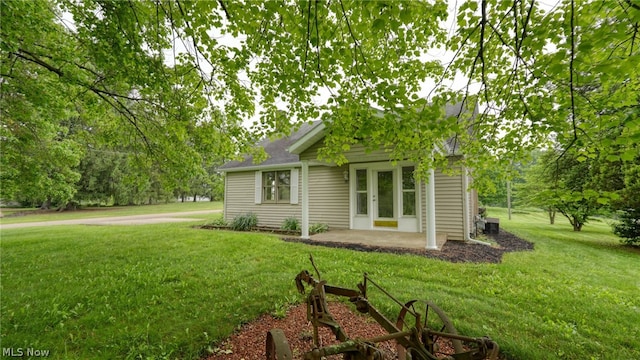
[205, 302, 398, 360]
[200, 225, 304, 236]
[204, 301, 496, 360]
[200, 226, 534, 263]
[282, 229, 534, 263]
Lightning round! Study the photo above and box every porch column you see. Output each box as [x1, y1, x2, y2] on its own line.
[426, 168, 437, 250]
[301, 160, 310, 239]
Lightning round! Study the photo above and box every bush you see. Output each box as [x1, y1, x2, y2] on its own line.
[230, 213, 258, 231]
[281, 217, 300, 231]
[207, 216, 228, 227]
[310, 223, 329, 234]
[612, 208, 640, 246]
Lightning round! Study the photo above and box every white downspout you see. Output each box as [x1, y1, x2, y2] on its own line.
[462, 167, 492, 246]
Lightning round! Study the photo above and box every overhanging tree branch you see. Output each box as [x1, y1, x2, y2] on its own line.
[625, 0, 640, 11]
[302, 0, 312, 84]
[13, 49, 64, 77]
[338, 0, 376, 82]
[480, 0, 488, 104]
[563, 0, 579, 161]
[217, 0, 231, 20]
[313, 0, 336, 97]
[10, 47, 168, 155]
[630, 22, 639, 55]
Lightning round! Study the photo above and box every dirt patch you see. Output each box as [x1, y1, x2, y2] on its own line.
[282, 229, 534, 263]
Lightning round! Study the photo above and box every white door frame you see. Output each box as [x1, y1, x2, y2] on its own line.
[349, 162, 420, 232]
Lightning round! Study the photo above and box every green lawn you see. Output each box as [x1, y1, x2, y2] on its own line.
[1, 208, 638, 359]
[0, 202, 222, 225]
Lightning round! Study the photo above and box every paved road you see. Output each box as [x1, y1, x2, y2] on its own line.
[0, 210, 222, 229]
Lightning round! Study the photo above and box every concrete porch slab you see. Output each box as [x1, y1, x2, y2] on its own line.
[309, 229, 448, 251]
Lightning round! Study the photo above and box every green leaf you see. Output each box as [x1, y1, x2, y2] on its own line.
[372, 18, 385, 30]
[621, 149, 636, 162]
[399, 8, 411, 23]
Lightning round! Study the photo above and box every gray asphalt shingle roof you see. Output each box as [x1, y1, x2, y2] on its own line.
[218, 121, 319, 170]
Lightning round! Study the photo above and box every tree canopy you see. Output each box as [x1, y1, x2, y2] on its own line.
[1, 0, 639, 204]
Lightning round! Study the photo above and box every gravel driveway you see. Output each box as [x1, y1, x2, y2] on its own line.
[0, 210, 221, 229]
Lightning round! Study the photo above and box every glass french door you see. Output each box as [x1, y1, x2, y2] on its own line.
[374, 170, 396, 226]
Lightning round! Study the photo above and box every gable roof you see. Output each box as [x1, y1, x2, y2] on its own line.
[219, 102, 475, 172]
[288, 101, 476, 156]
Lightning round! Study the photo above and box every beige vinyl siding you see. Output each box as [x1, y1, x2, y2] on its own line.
[308, 165, 349, 229]
[224, 171, 301, 227]
[435, 170, 465, 240]
[420, 170, 465, 241]
[461, 173, 479, 236]
[299, 139, 322, 161]
[301, 139, 389, 163]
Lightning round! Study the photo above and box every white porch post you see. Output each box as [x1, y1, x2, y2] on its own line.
[301, 160, 310, 239]
[426, 168, 438, 250]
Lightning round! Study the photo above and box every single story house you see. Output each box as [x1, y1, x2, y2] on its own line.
[219, 104, 480, 249]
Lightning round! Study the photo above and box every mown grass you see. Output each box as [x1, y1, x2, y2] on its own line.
[1, 208, 638, 359]
[0, 202, 222, 225]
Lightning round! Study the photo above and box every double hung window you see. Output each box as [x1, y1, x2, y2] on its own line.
[262, 170, 291, 203]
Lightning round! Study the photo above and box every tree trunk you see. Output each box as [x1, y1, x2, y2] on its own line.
[548, 209, 556, 224]
[572, 218, 583, 231]
[40, 197, 52, 210]
[181, 193, 185, 202]
[63, 201, 78, 211]
[193, 193, 197, 202]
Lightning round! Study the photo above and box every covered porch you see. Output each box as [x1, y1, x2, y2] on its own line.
[300, 161, 447, 250]
[310, 229, 448, 251]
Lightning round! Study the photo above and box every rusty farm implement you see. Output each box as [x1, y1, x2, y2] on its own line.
[266, 257, 499, 360]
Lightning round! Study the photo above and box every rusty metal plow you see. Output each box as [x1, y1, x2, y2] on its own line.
[266, 256, 499, 360]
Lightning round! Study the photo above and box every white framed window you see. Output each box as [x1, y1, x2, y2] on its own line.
[262, 170, 290, 203]
[255, 169, 298, 204]
[355, 169, 368, 215]
[402, 166, 416, 216]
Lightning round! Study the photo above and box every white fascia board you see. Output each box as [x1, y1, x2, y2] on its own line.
[288, 122, 326, 154]
[308, 159, 336, 167]
[219, 162, 302, 173]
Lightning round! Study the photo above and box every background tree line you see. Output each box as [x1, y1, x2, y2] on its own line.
[1, 0, 237, 208]
[480, 139, 640, 244]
